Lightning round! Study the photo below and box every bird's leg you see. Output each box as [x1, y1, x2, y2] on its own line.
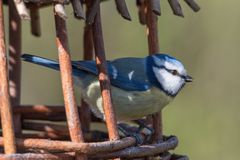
[117, 123, 144, 145]
[133, 119, 155, 142]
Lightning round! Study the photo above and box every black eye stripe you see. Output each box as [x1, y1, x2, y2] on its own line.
[163, 67, 178, 75]
[155, 65, 183, 77]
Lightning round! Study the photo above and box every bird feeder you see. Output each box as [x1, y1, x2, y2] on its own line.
[0, 0, 200, 159]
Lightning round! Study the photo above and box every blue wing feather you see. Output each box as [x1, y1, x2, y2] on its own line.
[22, 54, 152, 91]
[72, 58, 151, 91]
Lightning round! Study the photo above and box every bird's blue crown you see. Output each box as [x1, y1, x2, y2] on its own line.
[146, 53, 188, 97]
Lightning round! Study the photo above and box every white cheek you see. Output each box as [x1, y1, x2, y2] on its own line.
[153, 67, 184, 95]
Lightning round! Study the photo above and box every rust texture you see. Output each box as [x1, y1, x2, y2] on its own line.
[11, 105, 102, 122]
[0, 137, 135, 153]
[0, 152, 189, 160]
[0, 0, 17, 154]
[136, 0, 147, 25]
[20, 121, 108, 141]
[0, 152, 75, 160]
[79, 0, 94, 133]
[90, 136, 178, 159]
[83, 0, 94, 60]
[54, 4, 86, 159]
[91, 1, 119, 141]
[29, 6, 41, 37]
[22, 121, 69, 137]
[8, 0, 22, 136]
[145, 0, 162, 143]
[86, 0, 100, 24]
[12, 105, 66, 113]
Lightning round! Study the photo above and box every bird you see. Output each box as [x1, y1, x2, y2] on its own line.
[22, 53, 192, 122]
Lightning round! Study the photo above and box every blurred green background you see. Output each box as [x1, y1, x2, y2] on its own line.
[4, 0, 240, 159]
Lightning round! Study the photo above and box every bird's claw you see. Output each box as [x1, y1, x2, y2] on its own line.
[138, 126, 154, 142]
[134, 119, 155, 142]
[130, 133, 144, 145]
[117, 122, 153, 145]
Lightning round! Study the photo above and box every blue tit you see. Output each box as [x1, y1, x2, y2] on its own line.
[22, 53, 192, 121]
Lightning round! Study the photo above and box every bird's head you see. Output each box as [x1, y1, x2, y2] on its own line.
[147, 53, 192, 97]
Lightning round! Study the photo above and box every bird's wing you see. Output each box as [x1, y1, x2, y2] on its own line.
[72, 58, 152, 91]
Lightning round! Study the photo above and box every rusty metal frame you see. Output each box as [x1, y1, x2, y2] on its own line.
[0, 0, 200, 159]
[78, 0, 94, 133]
[0, 0, 17, 154]
[145, 0, 162, 143]
[9, 0, 23, 137]
[54, 3, 86, 160]
[91, 0, 119, 141]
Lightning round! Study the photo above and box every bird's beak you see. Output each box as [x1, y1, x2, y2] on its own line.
[184, 75, 193, 82]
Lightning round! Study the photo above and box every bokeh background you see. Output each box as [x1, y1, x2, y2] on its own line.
[4, 0, 240, 159]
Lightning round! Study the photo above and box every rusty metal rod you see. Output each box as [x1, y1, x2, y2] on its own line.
[0, 137, 135, 153]
[21, 132, 69, 140]
[54, 3, 84, 143]
[168, 0, 184, 17]
[83, 0, 94, 60]
[12, 105, 65, 113]
[79, 0, 94, 133]
[22, 121, 69, 136]
[29, 6, 41, 37]
[21, 110, 101, 122]
[151, 0, 161, 16]
[91, 0, 119, 141]
[9, 0, 22, 136]
[136, 0, 146, 25]
[14, 0, 31, 20]
[115, 0, 131, 20]
[145, 0, 162, 143]
[146, 0, 159, 53]
[21, 112, 68, 121]
[24, 0, 69, 5]
[184, 0, 200, 12]
[0, 152, 75, 160]
[7, 105, 102, 122]
[90, 136, 178, 159]
[55, 3, 67, 20]
[86, 0, 100, 24]
[0, 152, 188, 160]
[19, 131, 108, 142]
[0, 0, 17, 154]
[71, 0, 85, 19]
[25, 0, 69, 8]
[54, 4, 86, 159]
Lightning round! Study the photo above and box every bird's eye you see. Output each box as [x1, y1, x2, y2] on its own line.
[171, 70, 178, 75]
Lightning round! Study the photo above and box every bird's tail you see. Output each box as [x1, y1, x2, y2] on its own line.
[22, 54, 60, 71]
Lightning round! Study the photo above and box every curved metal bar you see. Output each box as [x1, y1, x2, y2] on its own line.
[0, 137, 136, 154]
[90, 136, 178, 159]
[0, 152, 75, 160]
